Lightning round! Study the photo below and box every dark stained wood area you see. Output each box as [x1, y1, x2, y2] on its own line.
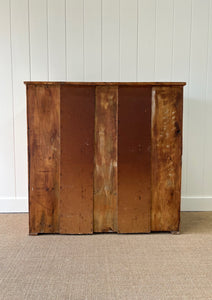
[94, 86, 118, 232]
[59, 86, 95, 234]
[27, 85, 60, 234]
[151, 86, 183, 231]
[118, 86, 152, 233]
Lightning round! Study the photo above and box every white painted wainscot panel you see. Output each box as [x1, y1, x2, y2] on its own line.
[0, 0, 212, 212]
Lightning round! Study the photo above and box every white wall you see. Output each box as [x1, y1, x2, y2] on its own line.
[0, 0, 212, 212]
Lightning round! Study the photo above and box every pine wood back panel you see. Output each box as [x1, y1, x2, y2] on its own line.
[94, 86, 118, 232]
[118, 86, 152, 233]
[26, 82, 185, 234]
[27, 85, 60, 234]
[151, 86, 183, 231]
[60, 86, 95, 234]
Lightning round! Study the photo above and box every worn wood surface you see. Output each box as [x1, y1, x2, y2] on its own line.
[25, 82, 186, 87]
[27, 82, 184, 234]
[151, 86, 183, 231]
[94, 86, 118, 232]
[59, 86, 95, 234]
[27, 85, 60, 234]
[118, 86, 152, 233]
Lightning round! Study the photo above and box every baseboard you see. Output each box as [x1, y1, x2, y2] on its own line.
[0, 196, 211, 213]
[181, 196, 212, 211]
[0, 197, 28, 213]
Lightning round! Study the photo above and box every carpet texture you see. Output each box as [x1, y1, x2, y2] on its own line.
[0, 212, 212, 300]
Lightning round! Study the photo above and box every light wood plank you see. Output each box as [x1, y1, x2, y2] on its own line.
[94, 86, 118, 232]
[151, 86, 183, 231]
[27, 85, 60, 234]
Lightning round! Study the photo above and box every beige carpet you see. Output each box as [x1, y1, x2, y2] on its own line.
[0, 212, 212, 300]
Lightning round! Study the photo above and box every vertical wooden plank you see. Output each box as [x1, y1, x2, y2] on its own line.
[102, 0, 119, 81]
[66, 0, 84, 81]
[151, 86, 183, 232]
[84, 0, 101, 81]
[60, 85, 95, 234]
[29, 0, 48, 81]
[0, 0, 16, 205]
[137, 0, 156, 81]
[118, 86, 151, 233]
[48, 0, 66, 80]
[187, 0, 210, 196]
[120, 0, 137, 81]
[172, 0, 191, 197]
[154, 0, 174, 81]
[94, 86, 118, 232]
[11, 0, 30, 200]
[27, 85, 60, 234]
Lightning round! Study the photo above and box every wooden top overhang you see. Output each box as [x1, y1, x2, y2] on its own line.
[24, 81, 186, 86]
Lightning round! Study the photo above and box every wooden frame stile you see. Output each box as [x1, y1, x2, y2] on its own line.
[151, 86, 183, 232]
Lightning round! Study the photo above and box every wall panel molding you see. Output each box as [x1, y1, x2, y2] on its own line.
[181, 197, 212, 212]
[0, 197, 28, 213]
[0, 0, 212, 212]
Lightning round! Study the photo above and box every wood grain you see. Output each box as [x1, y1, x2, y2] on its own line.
[94, 86, 118, 232]
[118, 86, 152, 233]
[26, 82, 185, 234]
[59, 85, 95, 234]
[151, 86, 183, 231]
[27, 85, 60, 234]
[25, 82, 186, 86]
